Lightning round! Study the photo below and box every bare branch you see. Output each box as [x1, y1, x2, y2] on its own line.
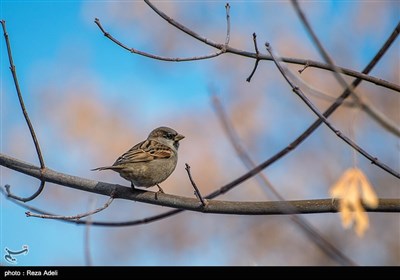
[266, 42, 400, 179]
[94, 18, 224, 62]
[224, 3, 231, 46]
[185, 163, 207, 207]
[290, 1, 400, 137]
[204, 21, 400, 201]
[1, 20, 46, 202]
[93, 3, 232, 62]
[25, 190, 115, 220]
[298, 61, 310, 74]
[4, 181, 45, 202]
[1, 154, 399, 217]
[246, 33, 261, 82]
[142, 0, 400, 93]
[211, 93, 357, 266]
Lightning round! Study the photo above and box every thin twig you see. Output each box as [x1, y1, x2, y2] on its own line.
[290, 0, 400, 137]
[25, 190, 116, 220]
[94, 17, 225, 62]
[1, 20, 46, 202]
[246, 33, 261, 82]
[93, 3, 231, 62]
[0, 21, 44, 169]
[224, 3, 231, 46]
[298, 61, 309, 74]
[266, 42, 399, 179]
[4, 182, 45, 202]
[211, 93, 356, 266]
[185, 163, 207, 207]
[142, 0, 400, 93]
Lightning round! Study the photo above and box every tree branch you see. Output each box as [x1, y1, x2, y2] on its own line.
[93, 3, 231, 63]
[266, 42, 400, 179]
[94, 18, 224, 62]
[290, 0, 400, 137]
[211, 93, 357, 266]
[1, 154, 399, 216]
[1, 20, 46, 202]
[141, 0, 400, 93]
[25, 190, 115, 220]
[185, 163, 207, 207]
[246, 33, 261, 82]
[208, 19, 400, 196]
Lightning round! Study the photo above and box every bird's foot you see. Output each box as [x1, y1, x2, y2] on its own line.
[154, 184, 164, 200]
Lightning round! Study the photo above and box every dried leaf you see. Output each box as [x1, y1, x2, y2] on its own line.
[329, 167, 377, 237]
[339, 201, 352, 228]
[358, 173, 379, 208]
[354, 203, 369, 237]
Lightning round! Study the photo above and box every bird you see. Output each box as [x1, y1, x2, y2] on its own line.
[92, 126, 185, 195]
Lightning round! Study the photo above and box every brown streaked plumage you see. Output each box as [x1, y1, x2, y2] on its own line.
[92, 127, 184, 193]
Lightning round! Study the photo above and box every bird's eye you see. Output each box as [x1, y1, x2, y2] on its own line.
[166, 133, 175, 140]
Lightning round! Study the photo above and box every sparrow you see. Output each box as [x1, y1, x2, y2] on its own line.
[92, 126, 185, 194]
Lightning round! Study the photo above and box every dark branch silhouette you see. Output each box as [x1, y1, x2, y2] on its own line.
[26, 191, 115, 220]
[94, 1, 400, 135]
[1, 20, 46, 202]
[290, 0, 400, 137]
[266, 42, 400, 179]
[246, 33, 261, 82]
[185, 163, 207, 207]
[94, 3, 231, 62]
[142, 0, 400, 93]
[93, 2, 400, 93]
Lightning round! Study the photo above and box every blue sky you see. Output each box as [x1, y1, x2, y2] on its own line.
[1, 0, 399, 266]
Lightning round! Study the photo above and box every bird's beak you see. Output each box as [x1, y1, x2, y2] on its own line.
[175, 134, 185, 141]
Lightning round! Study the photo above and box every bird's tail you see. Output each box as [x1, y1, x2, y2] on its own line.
[91, 166, 124, 171]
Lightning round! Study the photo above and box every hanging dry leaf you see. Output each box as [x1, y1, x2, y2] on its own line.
[329, 168, 379, 237]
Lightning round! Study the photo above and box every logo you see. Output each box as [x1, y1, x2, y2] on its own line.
[4, 245, 29, 264]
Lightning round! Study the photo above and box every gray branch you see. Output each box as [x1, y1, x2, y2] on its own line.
[1, 153, 399, 215]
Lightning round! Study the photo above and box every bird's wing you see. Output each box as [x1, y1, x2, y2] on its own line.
[113, 139, 173, 166]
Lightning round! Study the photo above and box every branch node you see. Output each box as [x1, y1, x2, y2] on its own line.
[185, 163, 207, 207]
[298, 61, 310, 74]
[246, 32, 261, 82]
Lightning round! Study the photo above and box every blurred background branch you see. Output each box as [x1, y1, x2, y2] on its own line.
[211, 93, 356, 266]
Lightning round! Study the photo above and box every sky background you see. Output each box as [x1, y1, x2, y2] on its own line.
[1, 0, 399, 266]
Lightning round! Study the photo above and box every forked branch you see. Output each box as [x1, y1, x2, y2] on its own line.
[1, 20, 46, 202]
[266, 42, 400, 179]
